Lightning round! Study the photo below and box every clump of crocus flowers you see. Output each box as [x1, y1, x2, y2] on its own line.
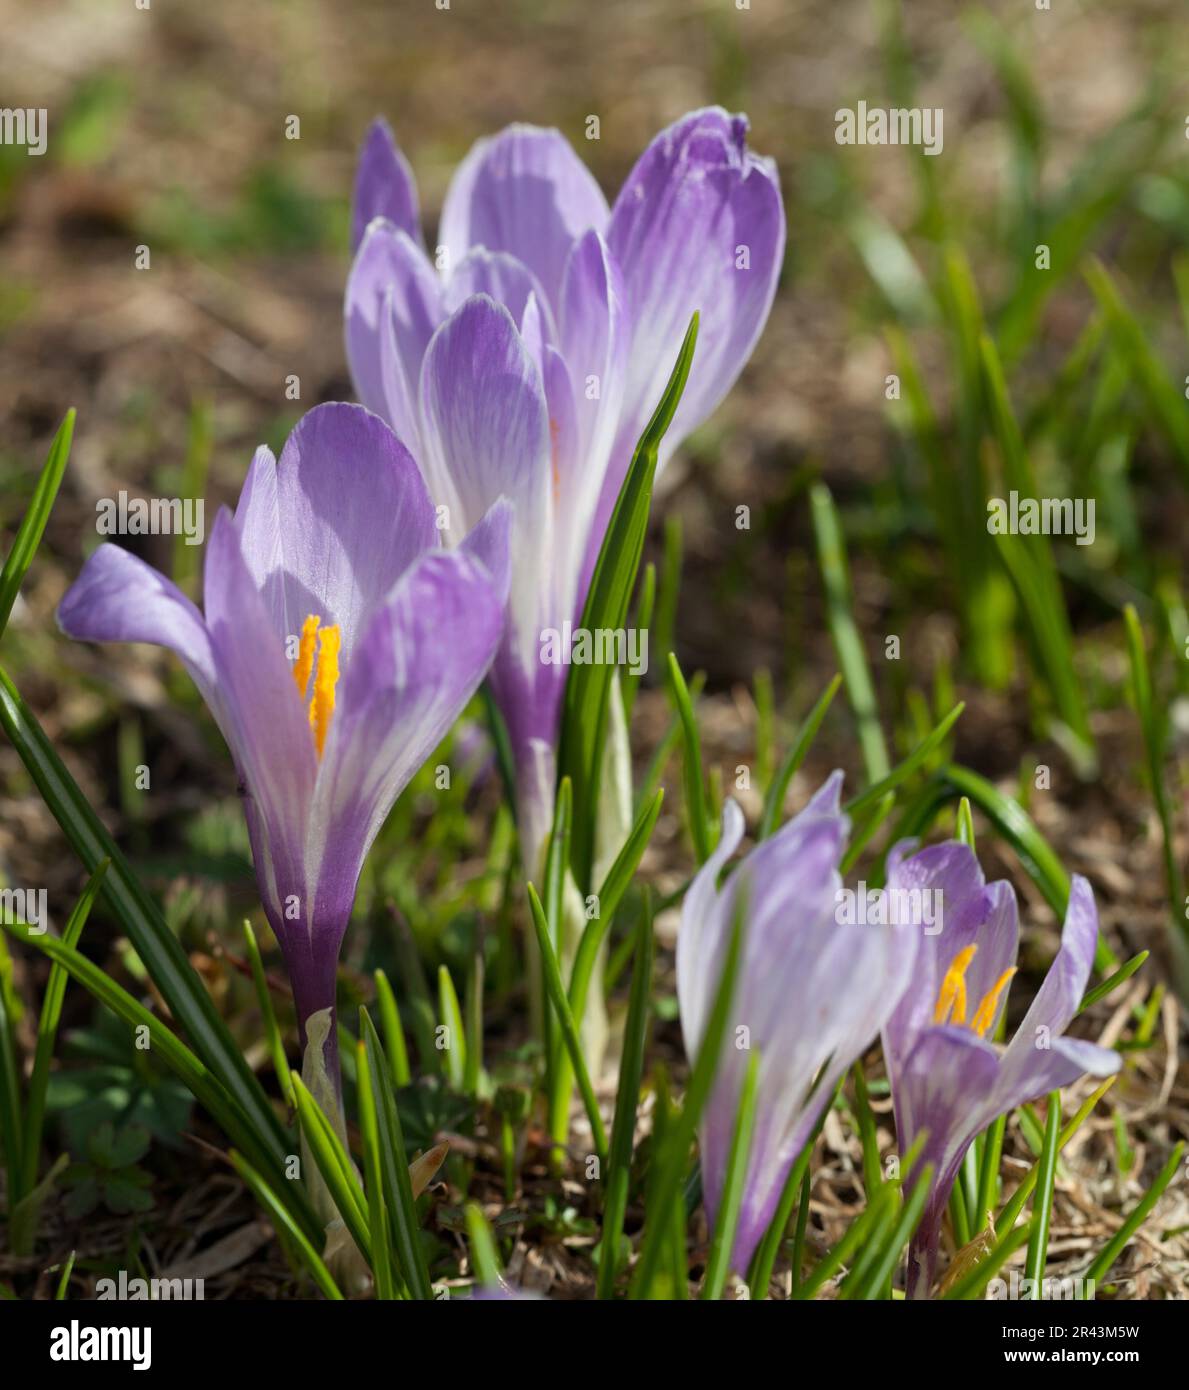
[52, 107, 1126, 1301]
[677, 776, 1120, 1295]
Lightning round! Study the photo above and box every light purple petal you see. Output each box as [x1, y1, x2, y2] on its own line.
[882, 841, 1018, 1075]
[991, 1034, 1121, 1122]
[309, 546, 506, 951]
[443, 248, 556, 343]
[440, 124, 609, 313]
[57, 543, 217, 699]
[202, 508, 317, 936]
[351, 117, 421, 251]
[265, 403, 438, 657]
[993, 877, 1118, 1110]
[419, 295, 553, 749]
[676, 798, 747, 1059]
[419, 295, 550, 544]
[606, 106, 785, 476]
[1012, 874, 1100, 1043]
[459, 496, 514, 607]
[555, 230, 629, 615]
[345, 219, 443, 434]
[680, 777, 919, 1273]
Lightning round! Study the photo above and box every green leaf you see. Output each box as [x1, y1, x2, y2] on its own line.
[465, 1202, 504, 1289]
[525, 883, 607, 1167]
[1123, 605, 1186, 956]
[1079, 951, 1149, 1015]
[373, 968, 411, 1088]
[360, 1008, 434, 1299]
[355, 1037, 398, 1300]
[810, 484, 889, 783]
[845, 702, 965, 816]
[229, 1149, 342, 1301]
[758, 674, 842, 839]
[668, 652, 712, 863]
[557, 314, 698, 890]
[290, 1072, 372, 1265]
[631, 900, 745, 1297]
[0, 409, 75, 638]
[701, 1048, 761, 1299]
[436, 965, 466, 1091]
[1023, 1094, 1062, 1295]
[597, 892, 655, 1299]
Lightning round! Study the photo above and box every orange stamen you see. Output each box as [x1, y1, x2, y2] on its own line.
[934, 944, 978, 1026]
[971, 967, 1017, 1038]
[292, 615, 320, 699]
[307, 624, 341, 758]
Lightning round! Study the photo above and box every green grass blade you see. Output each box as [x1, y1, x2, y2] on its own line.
[242, 919, 293, 1108]
[436, 964, 466, 1091]
[0, 667, 300, 1184]
[229, 1149, 342, 1300]
[597, 893, 655, 1299]
[1023, 1094, 1062, 1295]
[9, 924, 311, 1234]
[845, 702, 965, 816]
[852, 1162, 935, 1300]
[810, 484, 889, 783]
[526, 883, 607, 1166]
[373, 968, 411, 1087]
[996, 1077, 1117, 1238]
[1079, 951, 1149, 1014]
[360, 1007, 434, 1300]
[758, 674, 842, 839]
[0, 409, 75, 638]
[290, 1072, 371, 1264]
[0, 959, 22, 1215]
[701, 1048, 761, 1299]
[1082, 1142, 1185, 1291]
[1123, 605, 1186, 953]
[355, 1038, 397, 1299]
[465, 1202, 504, 1289]
[557, 314, 698, 890]
[631, 903, 745, 1297]
[20, 860, 108, 1195]
[668, 652, 711, 863]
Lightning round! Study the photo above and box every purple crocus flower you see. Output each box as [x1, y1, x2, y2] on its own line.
[677, 775, 918, 1275]
[880, 842, 1121, 1298]
[346, 109, 785, 860]
[58, 403, 510, 1092]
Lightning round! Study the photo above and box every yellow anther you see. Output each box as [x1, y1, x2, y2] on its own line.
[292, 615, 320, 699]
[933, 944, 978, 1026]
[307, 624, 341, 758]
[971, 967, 1017, 1038]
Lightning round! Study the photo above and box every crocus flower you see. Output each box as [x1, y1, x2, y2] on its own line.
[677, 775, 918, 1275]
[345, 108, 785, 861]
[880, 842, 1121, 1298]
[58, 403, 511, 1095]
